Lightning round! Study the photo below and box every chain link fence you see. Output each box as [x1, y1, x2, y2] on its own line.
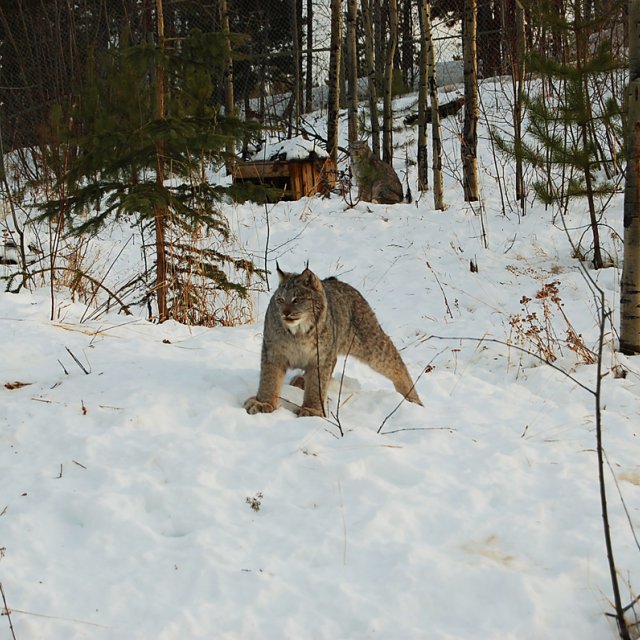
[0, 0, 503, 153]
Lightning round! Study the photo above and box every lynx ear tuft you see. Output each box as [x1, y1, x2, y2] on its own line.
[276, 262, 289, 285]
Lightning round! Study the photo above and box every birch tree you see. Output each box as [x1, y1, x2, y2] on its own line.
[305, 0, 313, 113]
[362, 0, 380, 156]
[621, 0, 640, 354]
[291, 0, 302, 131]
[154, 0, 169, 321]
[346, 0, 359, 144]
[417, 0, 430, 192]
[220, 0, 235, 174]
[418, 0, 444, 208]
[417, 0, 444, 207]
[502, 0, 526, 209]
[327, 0, 343, 165]
[383, 0, 398, 164]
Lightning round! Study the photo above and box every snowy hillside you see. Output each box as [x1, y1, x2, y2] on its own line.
[1, 79, 639, 639]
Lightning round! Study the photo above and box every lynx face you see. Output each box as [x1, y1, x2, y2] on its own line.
[274, 273, 321, 335]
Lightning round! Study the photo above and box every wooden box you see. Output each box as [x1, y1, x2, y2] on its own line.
[232, 156, 336, 201]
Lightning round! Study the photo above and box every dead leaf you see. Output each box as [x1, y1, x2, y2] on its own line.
[4, 381, 32, 390]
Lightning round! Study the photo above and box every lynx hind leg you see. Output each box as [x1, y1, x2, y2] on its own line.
[354, 331, 422, 406]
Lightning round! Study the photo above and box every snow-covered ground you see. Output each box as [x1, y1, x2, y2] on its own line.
[1, 79, 639, 639]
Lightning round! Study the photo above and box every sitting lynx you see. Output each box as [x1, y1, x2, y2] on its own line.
[244, 265, 422, 417]
[350, 140, 404, 205]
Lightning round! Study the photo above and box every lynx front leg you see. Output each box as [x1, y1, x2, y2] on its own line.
[244, 355, 287, 415]
[298, 357, 336, 417]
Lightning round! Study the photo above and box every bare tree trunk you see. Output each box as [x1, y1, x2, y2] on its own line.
[417, 0, 429, 192]
[512, 0, 525, 210]
[462, 0, 479, 202]
[305, 0, 313, 113]
[575, 0, 604, 269]
[401, 0, 414, 87]
[373, 0, 384, 90]
[426, 0, 444, 209]
[219, 0, 234, 117]
[346, 0, 359, 144]
[383, 0, 398, 164]
[428, 77, 445, 211]
[621, 0, 640, 354]
[327, 0, 343, 165]
[362, 0, 380, 156]
[154, 0, 169, 322]
[219, 0, 235, 173]
[291, 0, 302, 132]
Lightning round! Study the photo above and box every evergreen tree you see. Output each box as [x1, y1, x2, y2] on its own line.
[39, 27, 264, 323]
[496, 0, 623, 269]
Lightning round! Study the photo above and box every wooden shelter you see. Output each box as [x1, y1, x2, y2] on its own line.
[232, 137, 336, 201]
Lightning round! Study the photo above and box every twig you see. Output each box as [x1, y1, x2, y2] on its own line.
[426, 261, 453, 319]
[594, 302, 630, 639]
[426, 334, 594, 395]
[7, 607, 109, 629]
[0, 582, 18, 640]
[263, 203, 271, 292]
[65, 347, 90, 375]
[22, 267, 132, 316]
[604, 450, 640, 554]
[377, 347, 447, 434]
[330, 335, 356, 436]
[79, 234, 133, 323]
[555, 211, 631, 639]
[381, 426, 455, 435]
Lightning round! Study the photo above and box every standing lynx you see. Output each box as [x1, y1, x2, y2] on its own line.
[350, 140, 404, 205]
[244, 265, 422, 417]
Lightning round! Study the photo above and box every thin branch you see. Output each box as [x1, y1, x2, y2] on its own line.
[381, 426, 455, 435]
[0, 582, 18, 640]
[79, 234, 133, 323]
[65, 347, 90, 375]
[15, 267, 132, 316]
[377, 347, 446, 434]
[595, 302, 630, 640]
[556, 207, 631, 638]
[426, 261, 453, 319]
[263, 202, 271, 292]
[330, 335, 356, 435]
[426, 334, 595, 395]
[604, 450, 640, 554]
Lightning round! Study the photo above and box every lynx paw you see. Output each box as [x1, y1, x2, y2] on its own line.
[297, 405, 324, 418]
[244, 397, 276, 415]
